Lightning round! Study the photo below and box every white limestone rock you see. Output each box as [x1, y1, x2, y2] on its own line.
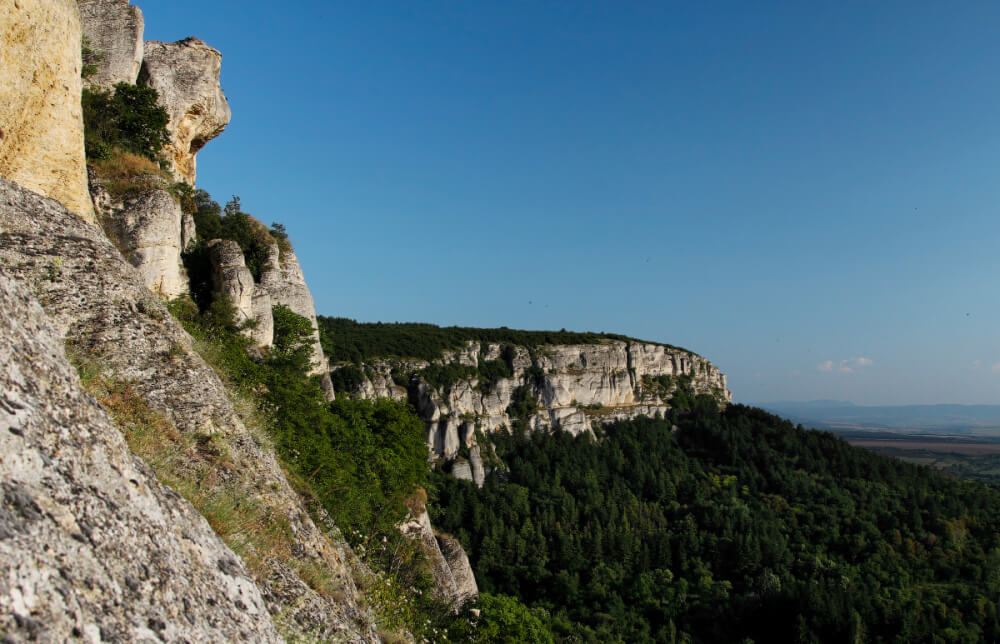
[78, 0, 144, 89]
[94, 178, 188, 298]
[251, 285, 274, 349]
[139, 38, 231, 185]
[207, 239, 255, 325]
[436, 534, 479, 606]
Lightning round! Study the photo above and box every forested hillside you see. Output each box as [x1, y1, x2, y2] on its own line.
[318, 316, 685, 363]
[432, 397, 1000, 643]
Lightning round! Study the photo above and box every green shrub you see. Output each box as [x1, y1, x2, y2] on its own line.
[81, 37, 104, 81]
[82, 83, 170, 161]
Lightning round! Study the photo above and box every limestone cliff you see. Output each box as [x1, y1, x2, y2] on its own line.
[0, 177, 379, 642]
[336, 340, 731, 485]
[0, 0, 95, 221]
[139, 38, 231, 185]
[0, 273, 283, 642]
[78, 0, 143, 89]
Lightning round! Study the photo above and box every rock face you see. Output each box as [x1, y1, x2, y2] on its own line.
[0, 0, 95, 221]
[0, 274, 282, 642]
[91, 174, 189, 298]
[139, 38, 231, 185]
[207, 239, 276, 348]
[336, 340, 731, 475]
[208, 239, 255, 323]
[436, 533, 479, 606]
[78, 0, 144, 89]
[399, 510, 478, 608]
[0, 177, 378, 642]
[260, 243, 335, 398]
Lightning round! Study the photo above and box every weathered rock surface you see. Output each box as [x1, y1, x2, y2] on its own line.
[91, 173, 188, 298]
[0, 177, 378, 642]
[0, 273, 282, 642]
[208, 239, 255, 323]
[0, 0, 94, 220]
[260, 243, 335, 398]
[139, 38, 231, 185]
[436, 533, 479, 606]
[251, 285, 274, 348]
[400, 509, 480, 608]
[337, 340, 731, 464]
[78, 0, 144, 89]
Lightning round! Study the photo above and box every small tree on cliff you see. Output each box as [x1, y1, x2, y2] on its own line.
[82, 82, 170, 161]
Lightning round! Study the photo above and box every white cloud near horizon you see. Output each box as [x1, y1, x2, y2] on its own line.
[991, 361, 1000, 373]
[818, 357, 874, 374]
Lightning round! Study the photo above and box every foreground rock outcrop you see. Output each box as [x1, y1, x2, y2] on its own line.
[337, 340, 731, 483]
[139, 38, 231, 185]
[0, 0, 95, 221]
[78, 0, 144, 89]
[0, 177, 378, 642]
[0, 274, 282, 642]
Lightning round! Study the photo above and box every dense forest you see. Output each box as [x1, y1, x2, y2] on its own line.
[432, 397, 1000, 643]
[317, 316, 686, 364]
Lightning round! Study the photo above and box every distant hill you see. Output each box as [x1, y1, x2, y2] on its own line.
[757, 401, 1000, 434]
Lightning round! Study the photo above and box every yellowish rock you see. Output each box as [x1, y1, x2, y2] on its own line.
[0, 0, 95, 221]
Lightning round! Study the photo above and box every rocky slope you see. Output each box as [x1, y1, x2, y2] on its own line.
[336, 340, 730, 486]
[0, 273, 282, 642]
[0, 0, 94, 220]
[0, 176, 379, 641]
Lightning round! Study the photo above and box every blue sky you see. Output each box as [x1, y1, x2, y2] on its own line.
[142, 1, 1000, 405]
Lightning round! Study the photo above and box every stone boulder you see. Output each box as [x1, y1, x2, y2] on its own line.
[92, 175, 188, 298]
[0, 0, 94, 220]
[139, 38, 231, 185]
[78, 0, 144, 89]
[0, 273, 282, 642]
[436, 534, 479, 606]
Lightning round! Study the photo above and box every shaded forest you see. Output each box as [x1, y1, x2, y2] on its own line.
[432, 399, 1000, 643]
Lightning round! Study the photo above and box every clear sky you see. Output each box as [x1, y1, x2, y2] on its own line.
[141, 1, 1000, 406]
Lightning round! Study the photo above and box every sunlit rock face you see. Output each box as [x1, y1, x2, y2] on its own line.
[78, 0, 144, 89]
[139, 38, 231, 186]
[91, 173, 189, 298]
[0, 0, 94, 221]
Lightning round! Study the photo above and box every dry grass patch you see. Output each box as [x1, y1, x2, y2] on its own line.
[89, 151, 172, 200]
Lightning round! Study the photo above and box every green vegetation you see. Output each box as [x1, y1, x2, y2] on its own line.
[166, 294, 482, 638]
[431, 399, 1000, 643]
[82, 82, 171, 162]
[168, 297, 429, 540]
[81, 37, 104, 82]
[181, 192, 288, 309]
[317, 317, 685, 364]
